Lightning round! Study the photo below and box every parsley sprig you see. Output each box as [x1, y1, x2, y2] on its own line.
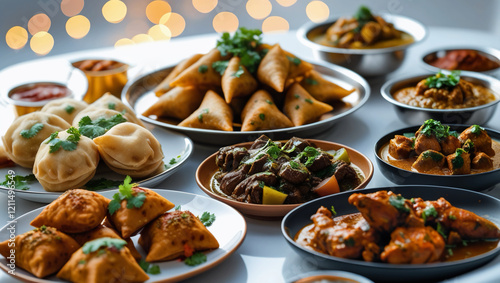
[184, 252, 207, 266]
[425, 71, 460, 89]
[78, 114, 127, 139]
[198, 212, 216, 227]
[139, 259, 161, 274]
[20, 123, 44, 139]
[45, 127, 81, 153]
[216, 27, 263, 74]
[82, 237, 127, 254]
[0, 174, 36, 190]
[419, 119, 451, 141]
[108, 176, 146, 215]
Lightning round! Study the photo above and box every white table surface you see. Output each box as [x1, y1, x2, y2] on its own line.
[0, 26, 499, 283]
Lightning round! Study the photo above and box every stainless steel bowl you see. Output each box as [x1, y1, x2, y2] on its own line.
[421, 46, 500, 77]
[297, 14, 427, 77]
[380, 72, 500, 125]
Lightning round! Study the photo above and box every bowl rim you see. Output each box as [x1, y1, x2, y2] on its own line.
[420, 45, 500, 74]
[380, 71, 500, 113]
[373, 123, 500, 179]
[195, 138, 374, 215]
[297, 13, 427, 55]
[4, 82, 76, 107]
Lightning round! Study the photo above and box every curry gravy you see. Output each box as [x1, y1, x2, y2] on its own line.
[308, 29, 414, 49]
[379, 139, 500, 175]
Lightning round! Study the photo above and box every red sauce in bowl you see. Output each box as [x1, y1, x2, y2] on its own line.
[9, 83, 70, 102]
[427, 50, 500, 72]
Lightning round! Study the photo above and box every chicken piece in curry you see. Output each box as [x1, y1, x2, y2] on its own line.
[295, 190, 500, 264]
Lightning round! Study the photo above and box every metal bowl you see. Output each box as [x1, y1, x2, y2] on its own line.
[380, 72, 500, 125]
[297, 14, 427, 77]
[421, 46, 500, 77]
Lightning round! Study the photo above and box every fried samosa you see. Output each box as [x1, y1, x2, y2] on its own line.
[240, 90, 293, 131]
[285, 50, 314, 80]
[283, 83, 334, 126]
[142, 86, 205, 120]
[31, 189, 110, 233]
[300, 70, 355, 102]
[0, 226, 79, 278]
[154, 53, 203, 96]
[169, 48, 224, 87]
[57, 237, 149, 283]
[257, 44, 290, 92]
[178, 90, 234, 131]
[107, 186, 175, 238]
[139, 210, 219, 262]
[222, 56, 258, 103]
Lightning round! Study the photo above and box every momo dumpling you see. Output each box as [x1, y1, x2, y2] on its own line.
[33, 127, 100, 192]
[90, 93, 144, 127]
[139, 210, 219, 262]
[31, 189, 109, 233]
[41, 97, 89, 124]
[0, 226, 79, 278]
[154, 53, 203, 96]
[93, 122, 164, 178]
[72, 106, 142, 130]
[57, 237, 149, 283]
[240, 90, 293, 131]
[178, 90, 234, 131]
[107, 182, 175, 238]
[257, 44, 290, 92]
[2, 112, 70, 168]
[142, 86, 205, 120]
[283, 83, 334, 126]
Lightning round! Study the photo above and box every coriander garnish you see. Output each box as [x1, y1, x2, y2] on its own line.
[45, 127, 81, 153]
[20, 123, 44, 139]
[425, 71, 460, 89]
[78, 114, 127, 139]
[65, 105, 75, 114]
[82, 237, 127, 254]
[108, 176, 146, 215]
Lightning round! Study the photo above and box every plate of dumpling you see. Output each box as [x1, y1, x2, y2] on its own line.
[0, 182, 247, 283]
[124, 28, 370, 145]
[0, 93, 193, 203]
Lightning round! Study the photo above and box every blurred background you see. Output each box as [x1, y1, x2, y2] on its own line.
[1, 0, 499, 70]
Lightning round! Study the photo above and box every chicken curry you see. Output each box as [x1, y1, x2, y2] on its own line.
[379, 120, 499, 175]
[295, 190, 500, 264]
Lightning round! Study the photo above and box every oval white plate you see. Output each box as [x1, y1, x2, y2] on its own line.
[0, 189, 247, 283]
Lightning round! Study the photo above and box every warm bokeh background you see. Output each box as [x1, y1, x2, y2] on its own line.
[1, 0, 499, 70]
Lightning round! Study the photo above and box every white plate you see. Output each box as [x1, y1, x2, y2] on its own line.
[0, 126, 193, 203]
[0, 189, 247, 283]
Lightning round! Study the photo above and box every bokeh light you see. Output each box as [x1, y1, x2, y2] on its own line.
[6, 26, 28, 50]
[132, 33, 154, 44]
[262, 16, 289, 33]
[102, 0, 127, 23]
[61, 0, 84, 17]
[66, 15, 90, 39]
[148, 25, 172, 41]
[146, 0, 171, 24]
[193, 0, 218, 13]
[276, 0, 297, 7]
[160, 13, 185, 37]
[30, 31, 54, 55]
[212, 12, 239, 33]
[115, 38, 135, 47]
[28, 13, 51, 36]
[306, 1, 330, 23]
[246, 0, 272, 20]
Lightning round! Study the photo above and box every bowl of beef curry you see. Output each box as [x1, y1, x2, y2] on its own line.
[196, 135, 373, 218]
[375, 119, 500, 191]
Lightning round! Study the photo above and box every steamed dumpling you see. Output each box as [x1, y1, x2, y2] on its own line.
[2, 112, 70, 168]
[93, 122, 164, 178]
[72, 106, 143, 129]
[90, 93, 144, 126]
[41, 97, 89, 124]
[33, 128, 100, 192]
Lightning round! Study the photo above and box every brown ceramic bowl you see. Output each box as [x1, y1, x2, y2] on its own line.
[196, 139, 373, 219]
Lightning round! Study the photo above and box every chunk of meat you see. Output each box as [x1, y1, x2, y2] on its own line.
[215, 146, 248, 171]
[414, 133, 441, 155]
[389, 135, 414, 159]
[307, 152, 333, 172]
[471, 152, 493, 170]
[459, 126, 495, 156]
[218, 166, 248, 196]
[381, 226, 445, 264]
[446, 149, 471, 175]
[248, 134, 272, 150]
[440, 135, 461, 156]
[412, 150, 445, 173]
[360, 21, 381, 44]
[281, 137, 312, 154]
[231, 172, 278, 203]
[279, 161, 309, 184]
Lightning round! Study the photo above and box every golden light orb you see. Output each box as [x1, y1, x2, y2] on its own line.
[6, 26, 29, 50]
[148, 25, 172, 41]
[193, 0, 218, 13]
[115, 38, 135, 47]
[276, 0, 297, 7]
[61, 0, 84, 17]
[146, 0, 171, 24]
[30, 31, 54, 55]
[212, 12, 239, 33]
[306, 1, 330, 23]
[160, 13, 185, 37]
[132, 33, 154, 44]
[102, 0, 127, 23]
[262, 16, 289, 33]
[66, 15, 90, 39]
[246, 0, 272, 20]
[28, 13, 51, 36]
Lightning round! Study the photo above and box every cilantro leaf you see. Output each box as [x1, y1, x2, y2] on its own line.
[389, 195, 410, 213]
[212, 60, 229, 75]
[198, 64, 208, 73]
[118, 175, 134, 199]
[184, 252, 207, 266]
[82, 237, 127, 254]
[198, 212, 216, 227]
[175, 205, 181, 211]
[45, 127, 81, 153]
[425, 71, 460, 89]
[470, 125, 483, 135]
[108, 103, 116, 110]
[78, 114, 127, 139]
[20, 123, 44, 139]
[65, 105, 75, 114]
[126, 192, 146, 209]
[419, 119, 451, 141]
[83, 178, 122, 191]
[108, 176, 145, 215]
[0, 174, 36, 190]
[139, 259, 161, 274]
[216, 27, 264, 73]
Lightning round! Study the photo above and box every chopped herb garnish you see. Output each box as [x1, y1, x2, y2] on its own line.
[389, 195, 410, 213]
[65, 105, 75, 114]
[470, 125, 483, 135]
[212, 60, 229, 75]
[175, 205, 181, 211]
[184, 252, 207, 266]
[419, 119, 450, 141]
[343, 237, 355, 247]
[78, 260, 86, 265]
[216, 27, 263, 73]
[83, 178, 122, 191]
[451, 148, 466, 169]
[330, 205, 337, 216]
[422, 150, 443, 162]
[422, 205, 438, 222]
[198, 212, 216, 227]
[294, 94, 300, 99]
[139, 259, 161, 274]
[20, 123, 44, 139]
[289, 160, 300, 169]
[295, 105, 299, 110]
[198, 108, 209, 122]
[266, 144, 281, 159]
[198, 64, 208, 73]
[425, 71, 460, 89]
[108, 176, 146, 215]
[265, 99, 273, 105]
[0, 174, 36, 191]
[305, 78, 318, 85]
[259, 113, 265, 121]
[437, 222, 447, 239]
[296, 146, 320, 167]
[82, 237, 127, 254]
[78, 114, 127, 139]
[233, 66, 245, 78]
[45, 127, 81, 153]
[287, 55, 301, 66]
[462, 139, 474, 153]
[449, 214, 457, 221]
[305, 98, 313, 104]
